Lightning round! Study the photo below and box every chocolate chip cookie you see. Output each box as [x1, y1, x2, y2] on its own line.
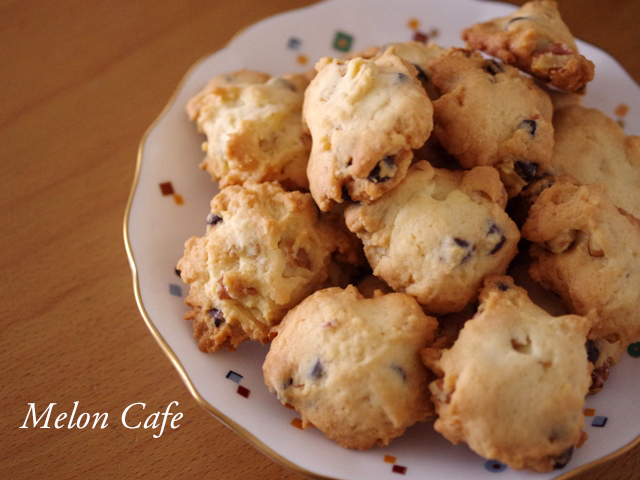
[263, 285, 438, 449]
[303, 48, 433, 210]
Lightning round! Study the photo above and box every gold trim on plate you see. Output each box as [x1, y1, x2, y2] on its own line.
[122, 13, 335, 480]
[122, 1, 640, 478]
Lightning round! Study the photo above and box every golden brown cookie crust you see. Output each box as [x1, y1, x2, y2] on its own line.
[549, 105, 640, 219]
[521, 177, 640, 351]
[263, 285, 438, 450]
[423, 275, 591, 472]
[428, 48, 554, 197]
[177, 182, 361, 352]
[303, 48, 434, 210]
[462, 0, 595, 92]
[345, 161, 519, 314]
[187, 70, 313, 190]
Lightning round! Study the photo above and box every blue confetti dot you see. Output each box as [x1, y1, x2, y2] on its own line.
[484, 460, 507, 473]
[592, 416, 608, 427]
[226, 370, 243, 384]
[287, 37, 301, 50]
[169, 284, 182, 297]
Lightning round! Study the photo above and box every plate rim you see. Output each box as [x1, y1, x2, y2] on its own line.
[122, 0, 640, 478]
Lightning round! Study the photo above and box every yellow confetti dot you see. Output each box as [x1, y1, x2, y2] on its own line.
[290, 418, 304, 429]
[584, 408, 595, 416]
[408, 18, 419, 30]
[384, 455, 397, 464]
[297, 54, 308, 65]
[615, 103, 629, 117]
[173, 194, 184, 205]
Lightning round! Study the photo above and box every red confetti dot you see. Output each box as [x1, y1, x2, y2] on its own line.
[159, 182, 174, 195]
[392, 465, 407, 474]
[237, 385, 250, 398]
[413, 31, 428, 43]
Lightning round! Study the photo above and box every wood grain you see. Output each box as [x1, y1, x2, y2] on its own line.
[1, 1, 638, 479]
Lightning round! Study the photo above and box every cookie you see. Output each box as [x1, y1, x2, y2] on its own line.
[344, 161, 520, 314]
[521, 177, 640, 363]
[548, 105, 640, 219]
[586, 337, 625, 395]
[303, 47, 434, 211]
[353, 274, 393, 298]
[345, 41, 447, 99]
[263, 285, 438, 449]
[381, 41, 448, 99]
[187, 69, 313, 190]
[423, 275, 591, 472]
[428, 48, 554, 197]
[462, 0, 595, 92]
[177, 181, 361, 352]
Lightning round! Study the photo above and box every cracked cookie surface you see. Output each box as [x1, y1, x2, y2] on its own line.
[345, 161, 520, 314]
[303, 48, 433, 210]
[422, 275, 591, 472]
[521, 177, 640, 361]
[263, 285, 438, 449]
[177, 182, 361, 351]
[187, 69, 313, 189]
[428, 48, 554, 197]
[548, 105, 640, 219]
[462, 0, 595, 92]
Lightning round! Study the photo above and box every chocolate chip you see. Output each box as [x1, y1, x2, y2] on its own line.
[440, 236, 474, 265]
[208, 308, 225, 327]
[412, 63, 429, 83]
[341, 185, 352, 202]
[391, 364, 407, 382]
[487, 223, 506, 254]
[519, 119, 537, 137]
[490, 237, 506, 254]
[309, 359, 324, 380]
[454, 238, 469, 248]
[367, 168, 383, 183]
[505, 16, 528, 29]
[496, 282, 510, 292]
[367, 156, 396, 183]
[276, 78, 297, 91]
[175, 268, 182, 277]
[283, 377, 294, 390]
[552, 447, 574, 470]
[514, 161, 538, 182]
[206, 213, 222, 226]
[454, 238, 473, 264]
[586, 340, 600, 364]
[483, 60, 504, 76]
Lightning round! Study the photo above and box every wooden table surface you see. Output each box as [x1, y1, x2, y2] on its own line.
[2, 0, 639, 479]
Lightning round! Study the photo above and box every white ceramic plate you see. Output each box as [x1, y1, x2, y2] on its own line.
[125, 0, 640, 478]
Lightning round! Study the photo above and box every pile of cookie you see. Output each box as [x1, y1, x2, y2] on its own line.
[177, 0, 640, 472]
